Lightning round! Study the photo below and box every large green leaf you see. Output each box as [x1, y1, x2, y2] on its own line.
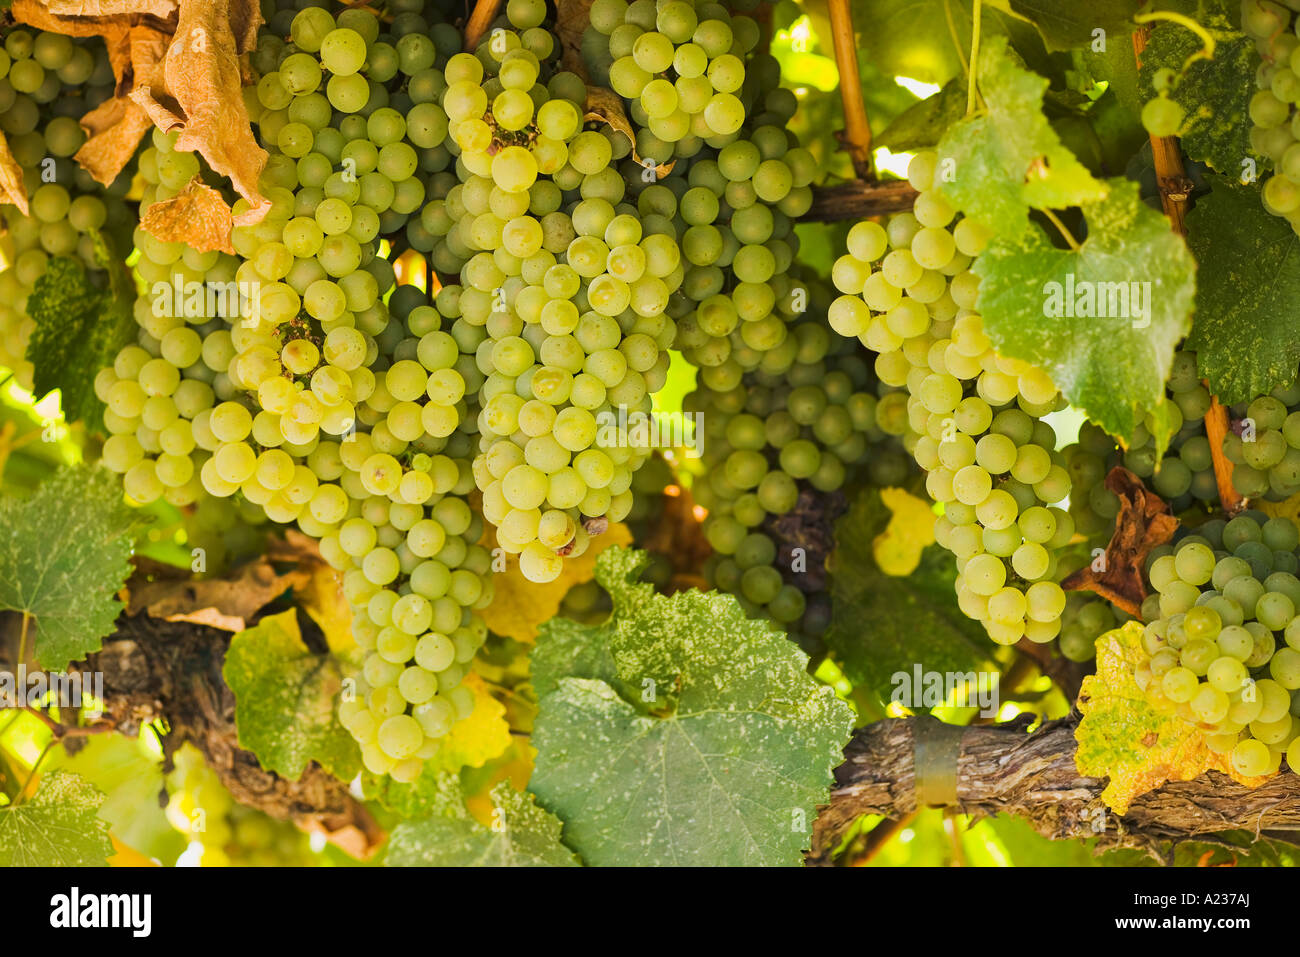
[1185, 178, 1300, 404]
[937, 35, 1108, 231]
[825, 488, 993, 697]
[0, 770, 113, 866]
[223, 609, 361, 782]
[974, 178, 1196, 447]
[25, 257, 133, 428]
[529, 547, 854, 866]
[386, 784, 579, 867]
[1136, 11, 1257, 174]
[0, 466, 136, 670]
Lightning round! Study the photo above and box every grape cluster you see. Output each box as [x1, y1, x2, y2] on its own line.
[1135, 513, 1300, 777]
[585, 0, 761, 157]
[0, 28, 128, 386]
[1242, 0, 1300, 233]
[830, 150, 1075, 646]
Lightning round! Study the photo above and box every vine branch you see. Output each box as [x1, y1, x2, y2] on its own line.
[827, 0, 874, 180]
[464, 0, 504, 50]
[810, 715, 1300, 865]
[802, 180, 919, 222]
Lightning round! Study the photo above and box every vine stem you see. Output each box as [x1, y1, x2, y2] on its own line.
[464, 0, 505, 50]
[14, 739, 53, 806]
[1132, 26, 1241, 510]
[966, 0, 982, 116]
[827, 0, 874, 180]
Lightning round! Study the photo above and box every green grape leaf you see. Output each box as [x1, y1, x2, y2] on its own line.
[974, 178, 1196, 448]
[223, 609, 362, 782]
[0, 770, 113, 866]
[825, 488, 994, 698]
[875, 79, 969, 152]
[937, 35, 1108, 230]
[386, 784, 579, 867]
[0, 466, 136, 670]
[1185, 178, 1300, 405]
[361, 767, 465, 820]
[1136, 12, 1256, 174]
[529, 547, 854, 867]
[48, 735, 187, 865]
[25, 257, 134, 428]
[999, 0, 1139, 51]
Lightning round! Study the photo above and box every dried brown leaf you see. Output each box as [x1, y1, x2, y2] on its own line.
[46, 0, 178, 17]
[0, 133, 30, 216]
[1061, 467, 1179, 618]
[75, 95, 154, 185]
[585, 86, 675, 179]
[130, 0, 269, 223]
[10, 0, 117, 35]
[128, 556, 303, 630]
[140, 175, 236, 253]
[555, 0, 593, 79]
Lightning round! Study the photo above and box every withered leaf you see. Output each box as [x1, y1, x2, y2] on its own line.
[140, 175, 236, 254]
[1061, 467, 1178, 618]
[555, 0, 593, 79]
[0, 132, 30, 216]
[47, 0, 178, 17]
[10, 0, 119, 36]
[75, 95, 154, 186]
[130, 0, 269, 223]
[585, 87, 675, 179]
[127, 555, 303, 631]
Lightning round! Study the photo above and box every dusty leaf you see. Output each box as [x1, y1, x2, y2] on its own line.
[1061, 467, 1177, 617]
[0, 133, 29, 215]
[0, 771, 113, 866]
[872, 487, 936, 577]
[426, 673, 511, 773]
[482, 521, 633, 643]
[1076, 621, 1270, 814]
[140, 176, 235, 254]
[585, 87, 674, 178]
[130, 0, 269, 223]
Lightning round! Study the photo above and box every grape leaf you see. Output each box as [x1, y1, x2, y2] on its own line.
[424, 672, 511, 773]
[1185, 178, 1300, 405]
[1136, 10, 1256, 175]
[529, 547, 854, 866]
[0, 770, 113, 866]
[872, 487, 937, 576]
[1001, 0, 1139, 51]
[0, 466, 136, 670]
[937, 35, 1108, 231]
[361, 766, 465, 820]
[48, 735, 186, 865]
[825, 488, 994, 698]
[974, 178, 1196, 448]
[1075, 621, 1269, 814]
[386, 784, 579, 867]
[875, 79, 968, 152]
[25, 257, 134, 428]
[222, 609, 362, 782]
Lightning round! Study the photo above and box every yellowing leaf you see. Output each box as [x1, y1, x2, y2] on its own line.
[872, 487, 936, 577]
[482, 522, 633, 643]
[1075, 622, 1270, 814]
[108, 836, 159, 867]
[428, 673, 511, 773]
[1254, 493, 1300, 526]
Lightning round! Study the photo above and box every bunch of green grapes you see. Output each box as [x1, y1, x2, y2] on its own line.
[1241, 0, 1300, 232]
[1057, 592, 1125, 662]
[585, 0, 762, 158]
[829, 149, 1078, 646]
[426, 7, 681, 585]
[1222, 369, 1300, 500]
[165, 743, 316, 866]
[0, 27, 128, 385]
[1134, 513, 1300, 777]
[96, 130, 248, 510]
[687, 305, 907, 644]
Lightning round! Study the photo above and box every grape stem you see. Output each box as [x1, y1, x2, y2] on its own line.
[1203, 399, 1246, 513]
[464, 0, 506, 50]
[801, 179, 919, 221]
[827, 0, 875, 180]
[1131, 27, 1194, 235]
[966, 0, 983, 116]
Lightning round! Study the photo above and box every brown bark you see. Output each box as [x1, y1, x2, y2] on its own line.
[802, 180, 920, 223]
